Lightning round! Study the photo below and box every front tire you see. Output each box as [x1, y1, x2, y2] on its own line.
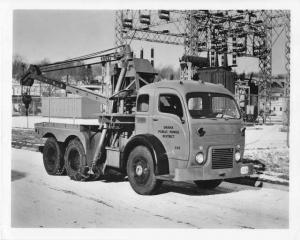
[43, 137, 65, 175]
[127, 146, 161, 195]
[194, 180, 222, 189]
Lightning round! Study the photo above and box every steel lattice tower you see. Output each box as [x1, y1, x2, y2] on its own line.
[114, 9, 290, 120]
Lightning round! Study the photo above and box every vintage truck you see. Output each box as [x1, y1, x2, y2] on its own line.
[21, 45, 253, 195]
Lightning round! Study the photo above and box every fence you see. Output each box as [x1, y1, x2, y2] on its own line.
[12, 96, 42, 116]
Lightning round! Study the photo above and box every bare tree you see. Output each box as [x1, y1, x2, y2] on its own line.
[12, 54, 28, 79]
[155, 66, 180, 81]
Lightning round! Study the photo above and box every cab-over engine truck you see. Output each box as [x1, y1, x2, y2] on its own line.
[20, 45, 253, 195]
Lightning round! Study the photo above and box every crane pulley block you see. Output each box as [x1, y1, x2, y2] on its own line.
[20, 65, 41, 86]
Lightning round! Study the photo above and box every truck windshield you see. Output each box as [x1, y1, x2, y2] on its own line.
[186, 92, 241, 119]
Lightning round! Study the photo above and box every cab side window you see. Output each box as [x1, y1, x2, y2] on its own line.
[137, 94, 149, 112]
[159, 94, 183, 118]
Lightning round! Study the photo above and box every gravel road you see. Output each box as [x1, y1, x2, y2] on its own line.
[11, 148, 288, 228]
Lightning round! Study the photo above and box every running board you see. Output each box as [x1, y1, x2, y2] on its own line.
[156, 174, 174, 181]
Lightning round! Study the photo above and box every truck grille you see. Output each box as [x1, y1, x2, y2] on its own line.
[211, 148, 233, 169]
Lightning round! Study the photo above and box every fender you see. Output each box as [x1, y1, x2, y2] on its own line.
[122, 134, 169, 175]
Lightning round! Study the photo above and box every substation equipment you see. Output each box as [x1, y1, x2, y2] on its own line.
[115, 10, 290, 123]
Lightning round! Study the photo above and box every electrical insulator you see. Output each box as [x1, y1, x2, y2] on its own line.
[123, 18, 133, 29]
[232, 37, 237, 47]
[214, 12, 224, 17]
[255, 20, 263, 24]
[139, 14, 151, 25]
[158, 10, 170, 21]
[248, 11, 256, 18]
[232, 53, 237, 65]
[253, 50, 260, 56]
[210, 51, 215, 67]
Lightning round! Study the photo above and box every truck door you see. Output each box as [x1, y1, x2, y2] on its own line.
[152, 88, 189, 165]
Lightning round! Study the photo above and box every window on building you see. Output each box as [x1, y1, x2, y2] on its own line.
[280, 107, 282, 111]
[273, 107, 276, 111]
[137, 94, 149, 112]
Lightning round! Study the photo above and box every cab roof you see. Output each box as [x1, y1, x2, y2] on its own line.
[139, 80, 234, 97]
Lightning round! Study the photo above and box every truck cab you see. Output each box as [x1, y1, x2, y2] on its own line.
[132, 80, 252, 186]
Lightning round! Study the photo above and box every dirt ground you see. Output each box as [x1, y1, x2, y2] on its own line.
[11, 148, 289, 228]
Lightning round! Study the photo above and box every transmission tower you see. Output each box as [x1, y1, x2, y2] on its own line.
[115, 9, 290, 121]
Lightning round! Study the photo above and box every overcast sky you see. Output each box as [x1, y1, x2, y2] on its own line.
[13, 10, 287, 74]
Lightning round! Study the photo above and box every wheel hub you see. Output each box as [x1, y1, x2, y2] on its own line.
[135, 165, 143, 176]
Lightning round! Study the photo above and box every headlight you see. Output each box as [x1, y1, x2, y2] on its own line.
[195, 152, 205, 165]
[235, 151, 241, 162]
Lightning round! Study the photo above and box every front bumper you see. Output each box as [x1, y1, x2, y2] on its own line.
[173, 162, 253, 182]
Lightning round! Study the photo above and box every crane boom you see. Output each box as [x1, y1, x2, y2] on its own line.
[20, 65, 108, 105]
[20, 45, 133, 105]
[19, 44, 156, 116]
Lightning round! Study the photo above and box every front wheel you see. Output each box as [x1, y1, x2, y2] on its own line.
[194, 179, 222, 189]
[127, 146, 161, 195]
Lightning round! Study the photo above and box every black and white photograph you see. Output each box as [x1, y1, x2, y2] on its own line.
[1, 0, 300, 239]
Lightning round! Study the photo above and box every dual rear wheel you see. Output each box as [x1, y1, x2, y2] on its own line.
[43, 137, 98, 181]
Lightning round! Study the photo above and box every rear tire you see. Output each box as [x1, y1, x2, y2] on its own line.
[43, 137, 65, 175]
[127, 146, 161, 195]
[194, 180, 222, 189]
[64, 138, 87, 181]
